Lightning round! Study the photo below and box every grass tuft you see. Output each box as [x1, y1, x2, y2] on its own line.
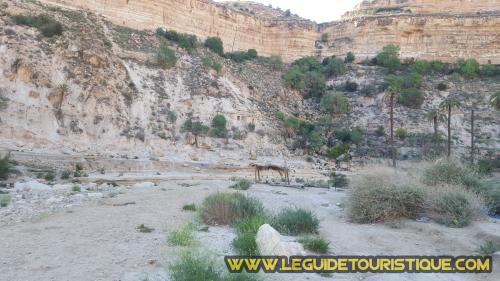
[182, 204, 197, 211]
[271, 208, 319, 235]
[137, 224, 155, 233]
[0, 194, 11, 207]
[229, 179, 252, 190]
[201, 193, 264, 225]
[168, 225, 195, 246]
[232, 215, 268, 255]
[298, 237, 330, 254]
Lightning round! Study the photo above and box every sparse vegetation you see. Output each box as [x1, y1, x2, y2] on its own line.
[431, 191, 475, 227]
[157, 28, 197, 51]
[182, 119, 210, 146]
[12, 14, 63, 37]
[232, 215, 267, 255]
[168, 225, 195, 246]
[0, 155, 13, 180]
[182, 204, 197, 211]
[0, 194, 11, 208]
[345, 52, 355, 63]
[398, 88, 424, 108]
[170, 251, 260, 281]
[137, 224, 155, 233]
[71, 184, 81, 193]
[202, 57, 222, 73]
[157, 45, 177, 69]
[200, 193, 264, 225]
[225, 49, 258, 63]
[298, 237, 330, 254]
[395, 128, 407, 140]
[271, 208, 319, 235]
[477, 241, 500, 255]
[229, 179, 252, 190]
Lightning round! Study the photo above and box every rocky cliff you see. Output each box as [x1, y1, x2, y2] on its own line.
[36, 0, 500, 63]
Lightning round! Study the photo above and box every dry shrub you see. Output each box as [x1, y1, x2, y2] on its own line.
[347, 165, 485, 227]
[347, 168, 425, 223]
[426, 185, 484, 227]
[200, 193, 263, 225]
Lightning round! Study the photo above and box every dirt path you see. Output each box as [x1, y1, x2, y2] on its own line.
[1, 181, 499, 281]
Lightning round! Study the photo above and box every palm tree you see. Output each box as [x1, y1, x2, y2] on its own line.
[439, 97, 462, 158]
[491, 91, 500, 111]
[384, 74, 404, 167]
[425, 109, 445, 139]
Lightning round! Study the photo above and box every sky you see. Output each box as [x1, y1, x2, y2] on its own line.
[214, 0, 361, 22]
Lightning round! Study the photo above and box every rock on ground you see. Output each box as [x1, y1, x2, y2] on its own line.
[256, 224, 305, 256]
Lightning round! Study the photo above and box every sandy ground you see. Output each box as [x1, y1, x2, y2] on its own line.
[0, 180, 499, 281]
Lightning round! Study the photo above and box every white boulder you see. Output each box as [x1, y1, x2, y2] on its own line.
[133, 182, 155, 189]
[256, 224, 305, 256]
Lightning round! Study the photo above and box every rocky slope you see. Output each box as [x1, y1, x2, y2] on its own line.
[0, 0, 498, 170]
[34, 0, 500, 63]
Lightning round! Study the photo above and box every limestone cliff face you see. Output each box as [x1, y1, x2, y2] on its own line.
[39, 0, 318, 61]
[34, 0, 500, 63]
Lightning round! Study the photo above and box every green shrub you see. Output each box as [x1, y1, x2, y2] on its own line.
[481, 179, 499, 216]
[170, 251, 260, 281]
[304, 71, 326, 98]
[168, 225, 195, 246]
[458, 59, 480, 79]
[12, 14, 63, 37]
[322, 92, 350, 116]
[321, 33, 329, 42]
[422, 160, 482, 192]
[0, 194, 11, 207]
[182, 204, 197, 211]
[137, 224, 155, 233]
[298, 237, 330, 254]
[202, 57, 222, 73]
[61, 170, 72, 179]
[430, 60, 449, 74]
[157, 45, 177, 69]
[334, 128, 363, 144]
[437, 82, 448, 91]
[326, 144, 349, 159]
[201, 193, 264, 225]
[211, 114, 228, 138]
[345, 52, 355, 63]
[0, 155, 12, 180]
[374, 44, 401, 72]
[399, 88, 424, 109]
[477, 241, 500, 255]
[411, 60, 430, 75]
[232, 215, 267, 255]
[375, 125, 385, 137]
[395, 128, 407, 140]
[44, 170, 55, 181]
[283, 66, 306, 89]
[347, 171, 425, 223]
[323, 57, 347, 77]
[170, 251, 220, 281]
[271, 208, 319, 235]
[345, 81, 358, 92]
[160, 29, 197, 51]
[71, 184, 81, 192]
[431, 192, 474, 227]
[204, 37, 224, 56]
[229, 179, 252, 190]
[402, 72, 423, 89]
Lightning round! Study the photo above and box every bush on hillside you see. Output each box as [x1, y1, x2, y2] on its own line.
[232, 215, 267, 255]
[12, 14, 63, 37]
[204, 37, 224, 56]
[374, 44, 401, 72]
[229, 179, 252, 190]
[157, 45, 177, 69]
[0, 155, 12, 180]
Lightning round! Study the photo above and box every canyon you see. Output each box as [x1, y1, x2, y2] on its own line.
[38, 0, 500, 63]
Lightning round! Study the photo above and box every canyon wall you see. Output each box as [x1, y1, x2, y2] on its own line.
[39, 0, 318, 61]
[38, 0, 500, 63]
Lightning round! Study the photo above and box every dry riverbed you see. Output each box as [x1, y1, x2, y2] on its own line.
[0, 179, 499, 281]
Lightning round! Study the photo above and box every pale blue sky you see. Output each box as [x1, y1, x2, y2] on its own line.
[215, 0, 361, 22]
